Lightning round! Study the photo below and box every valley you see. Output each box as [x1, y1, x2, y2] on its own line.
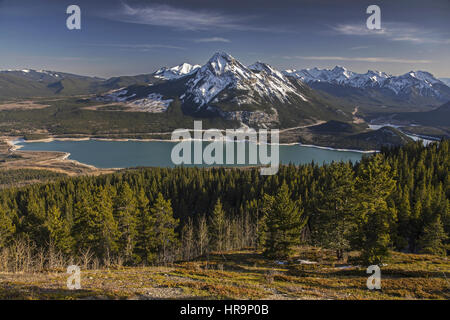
[1, 52, 448, 152]
[1, 0, 448, 306]
[0, 52, 448, 204]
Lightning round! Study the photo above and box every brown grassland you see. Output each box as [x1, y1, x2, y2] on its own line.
[0, 247, 448, 300]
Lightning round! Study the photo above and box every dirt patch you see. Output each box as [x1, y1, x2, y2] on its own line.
[352, 107, 365, 124]
[0, 137, 115, 178]
[0, 101, 50, 111]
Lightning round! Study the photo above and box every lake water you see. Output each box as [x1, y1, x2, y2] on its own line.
[16, 139, 366, 169]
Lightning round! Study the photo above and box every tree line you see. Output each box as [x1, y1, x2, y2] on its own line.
[0, 140, 448, 270]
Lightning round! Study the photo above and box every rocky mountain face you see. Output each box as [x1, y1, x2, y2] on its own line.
[104, 52, 349, 128]
[182, 52, 308, 110]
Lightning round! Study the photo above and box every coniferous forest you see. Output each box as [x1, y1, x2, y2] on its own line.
[0, 140, 448, 271]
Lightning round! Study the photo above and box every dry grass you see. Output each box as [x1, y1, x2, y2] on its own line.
[0, 101, 50, 111]
[0, 247, 448, 300]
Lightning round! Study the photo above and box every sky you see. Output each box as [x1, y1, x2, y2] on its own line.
[0, 0, 449, 78]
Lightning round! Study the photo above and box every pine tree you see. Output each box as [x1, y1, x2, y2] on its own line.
[396, 187, 412, 251]
[45, 205, 73, 254]
[261, 183, 307, 259]
[73, 186, 119, 259]
[150, 193, 179, 263]
[209, 199, 226, 253]
[312, 162, 355, 260]
[115, 183, 138, 264]
[352, 154, 396, 265]
[417, 216, 448, 256]
[135, 188, 156, 264]
[0, 204, 15, 249]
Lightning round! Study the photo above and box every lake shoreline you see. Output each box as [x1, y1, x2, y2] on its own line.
[5, 136, 369, 172]
[10, 136, 378, 154]
[2, 137, 116, 176]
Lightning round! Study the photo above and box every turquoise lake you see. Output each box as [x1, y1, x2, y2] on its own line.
[16, 140, 366, 169]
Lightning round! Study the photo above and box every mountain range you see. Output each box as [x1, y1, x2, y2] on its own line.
[1, 52, 449, 130]
[98, 52, 351, 128]
[284, 66, 450, 108]
[284, 67, 448, 98]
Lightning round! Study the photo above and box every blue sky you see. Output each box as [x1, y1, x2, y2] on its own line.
[0, 0, 449, 78]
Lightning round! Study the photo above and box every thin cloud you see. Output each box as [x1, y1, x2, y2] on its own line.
[195, 37, 231, 43]
[284, 56, 432, 64]
[349, 46, 370, 50]
[332, 22, 450, 45]
[88, 43, 185, 51]
[106, 2, 275, 32]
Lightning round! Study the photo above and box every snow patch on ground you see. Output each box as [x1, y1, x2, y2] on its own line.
[128, 93, 173, 113]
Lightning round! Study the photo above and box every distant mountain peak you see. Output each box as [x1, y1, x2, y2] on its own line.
[332, 65, 347, 72]
[283, 66, 449, 99]
[208, 51, 234, 61]
[154, 62, 200, 80]
[203, 51, 245, 76]
[183, 53, 308, 110]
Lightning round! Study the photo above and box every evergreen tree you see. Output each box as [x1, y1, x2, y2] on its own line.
[312, 162, 355, 260]
[417, 216, 448, 256]
[209, 199, 226, 253]
[261, 183, 307, 259]
[0, 204, 15, 248]
[115, 183, 138, 264]
[395, 187, 412, 251]
[352, 154, 396, 265]
[150, 193, 179, 263]
[135, 188, 156, 264]
[45, 205, 73, 254]
[73, 186, 119, 259]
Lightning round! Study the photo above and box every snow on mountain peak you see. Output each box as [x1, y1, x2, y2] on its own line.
[184, 52, 308, 109]
[154, 63, 200, 80]
[0, 69, 63, 80]
[283, 66, 447, 97]
[407, 70, 440, 84]
[248, 61, 287, 81]
[203, 51, 245, 76]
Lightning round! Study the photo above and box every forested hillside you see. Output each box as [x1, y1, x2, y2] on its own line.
[0, 141, 448, 271]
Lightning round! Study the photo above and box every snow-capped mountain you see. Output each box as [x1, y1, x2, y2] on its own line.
[182, 52, 308, 110]
[154, 63, 201, 80]
[107, 52, 349, 128]
[283, 67, 450, 101]
[0, 69, 65, 82]
[284, 66, 357, 85]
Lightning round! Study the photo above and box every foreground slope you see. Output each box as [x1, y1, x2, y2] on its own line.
[1, 248, 448, 300]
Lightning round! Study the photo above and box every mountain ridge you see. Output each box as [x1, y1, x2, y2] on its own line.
[99, 52, 350, 128]
[283, 66, 450, 103]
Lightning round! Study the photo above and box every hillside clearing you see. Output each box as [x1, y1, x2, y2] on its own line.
[0, 247, 448, 300]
